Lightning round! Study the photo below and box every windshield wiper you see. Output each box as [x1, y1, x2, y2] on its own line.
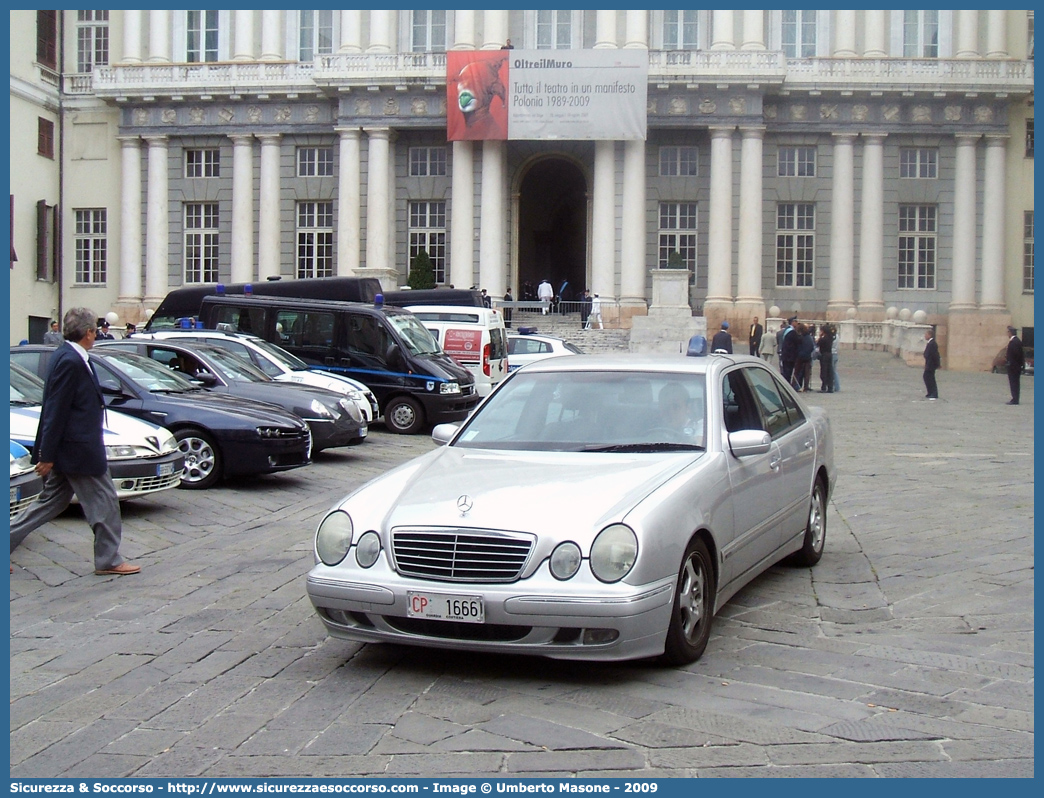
[581, 442, 705, 453]
[10, 400, 40, 407]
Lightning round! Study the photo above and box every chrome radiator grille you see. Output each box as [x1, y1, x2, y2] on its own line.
[391, 528, 534, 583]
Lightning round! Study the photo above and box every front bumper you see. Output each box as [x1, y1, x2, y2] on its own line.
[307, 417, 368, 451]
[422, 392, 482, 425]
[108, 450, 186, 499]
[10, 471, 44, 519]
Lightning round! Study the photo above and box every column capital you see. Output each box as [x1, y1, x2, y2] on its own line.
[983, 133, 1010, 145]
[142, 135, 168, 146]
[256, 133, 282, 144]
[227, 133, 255, 143]
[860, 131, 888, 143]
[708, 125, 736, 138]
[831, 132, 857, 143]
[738, 125, 767, 138]
[334, 126, 362, 139]
[362, 126, 392, 139]
[116, 135, 142, 146]
[954, 132, 982, 143]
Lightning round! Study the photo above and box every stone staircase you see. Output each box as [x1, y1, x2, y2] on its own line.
[507, 311, 631, 353]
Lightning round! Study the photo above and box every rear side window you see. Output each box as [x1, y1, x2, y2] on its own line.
[276, 310, 335, 350]
[208, 305, 267, 336]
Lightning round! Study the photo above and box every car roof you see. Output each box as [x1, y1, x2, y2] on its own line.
[145, 329, 264, 343]
[514, 351, 762, 376]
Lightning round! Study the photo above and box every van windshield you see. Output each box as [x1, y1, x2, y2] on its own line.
[387, 314, 441, 356]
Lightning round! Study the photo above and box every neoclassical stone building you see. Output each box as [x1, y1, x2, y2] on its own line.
[9, 10, 1035, 368]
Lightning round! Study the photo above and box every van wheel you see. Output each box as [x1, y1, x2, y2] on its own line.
[384, 397, 424, 434]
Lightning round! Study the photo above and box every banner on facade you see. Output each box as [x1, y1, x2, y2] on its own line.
[447, 49, 648, 141]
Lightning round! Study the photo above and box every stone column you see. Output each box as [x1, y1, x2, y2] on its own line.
[368, 10, 394, 52]
[339, 11, 362, 53]
[986, 10, 1008, 58]
[336, 128, 361, 275]
[590, 140, 616, 299]
[741, 10, 765, 50]
[257, 134, 282, 282]
[260, 10, 282, 60]
[833, 11, 857, 56]
[956, 9, 979, 58]
[828, 133, 856, 317]
[624, 10, 648, 48]
[950, 134, 979, 311]
[453, 10, 476, 49]
[122, 10, 142, 63]
[230, 134, 255, 284]
[735, 127, 765, 319]
[144, 136, 168, 302]
[863, 10, 887, 57]
[479, 140, 506, 296]
[450, 141, 475, 289]
[233, 10, 254, 60]
[148, 10, 171, 62]
[705, 127, 734, 318]
[364, 128, 392, 278]
[711, 10, 735, 50]
[620, 139, 646, 304]
[980, 135, 1008, 310]
[118, 137, 143, 303]
[482, 10, 508, 49]
[858, 134, 886, 315]
[595, 11, 617, 48]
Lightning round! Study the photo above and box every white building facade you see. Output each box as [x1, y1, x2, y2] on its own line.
[9, 9, 1035, 369]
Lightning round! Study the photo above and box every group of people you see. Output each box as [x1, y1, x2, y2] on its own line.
[774, 318, 839, 393]
[44, 317, 136, 345]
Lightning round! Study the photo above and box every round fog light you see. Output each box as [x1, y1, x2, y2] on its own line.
[582, 629, 620, 645]
[549, 542, 582, 580]
[355, 531, 381, 568]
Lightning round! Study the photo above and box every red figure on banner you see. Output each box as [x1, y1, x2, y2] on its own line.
[447, 52, 509, 140]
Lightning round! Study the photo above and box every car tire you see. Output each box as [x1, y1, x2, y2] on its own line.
[383, 396, 424, 435]
[789, 479, 826, 567]
[660, 537, 715, 666]
[174, 428, 221, 490]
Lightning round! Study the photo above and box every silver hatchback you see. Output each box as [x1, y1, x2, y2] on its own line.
[306, 353, 835, 664]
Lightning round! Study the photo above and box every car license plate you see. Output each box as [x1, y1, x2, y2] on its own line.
[10, 487, 20, 503]
[360, 427, 367, 438]
[406, 591, 484, 624]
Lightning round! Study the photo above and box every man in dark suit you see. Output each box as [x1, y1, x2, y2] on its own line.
[10, 308, 140, 576]
[748, 316, 764, 356]
[710, 321, 733, 353]
[1005, 325, 1025, 405]
[780, 316, 799, 382]
[923, 327, 940, 400]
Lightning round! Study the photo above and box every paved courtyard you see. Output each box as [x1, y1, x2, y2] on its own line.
[8, 349, 1034, 778]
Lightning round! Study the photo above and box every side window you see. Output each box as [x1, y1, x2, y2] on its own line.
[743, 366, 792, 438]
[347, 315, 390, 360]
[722, 371, 762, 433]
[774, 374, 806, 427]
[275, 310, 334, 350]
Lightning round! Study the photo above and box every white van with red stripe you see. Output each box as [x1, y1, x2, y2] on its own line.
[405, 305, 509, 397]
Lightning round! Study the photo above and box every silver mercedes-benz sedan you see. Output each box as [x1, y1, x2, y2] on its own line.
[306, 352, 835, 665]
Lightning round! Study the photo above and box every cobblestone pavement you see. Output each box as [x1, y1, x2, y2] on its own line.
[9, 349, 1033, 778]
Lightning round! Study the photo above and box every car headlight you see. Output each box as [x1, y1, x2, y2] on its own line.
[549, 542, 582, 580]
[105, 444, 155, 459]
[338, 397, 363, 422]
[310, 399, 336, 419]
[590, 524, 638, 583]
[316, 510, 353, 566]
[11, 452, 32, 474]
[439, 382, 461, 395]
[145, 433, 179, 454]
[355, 531, 381, 568]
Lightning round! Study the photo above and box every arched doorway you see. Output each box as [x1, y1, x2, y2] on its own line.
[516, 158, 587, 303]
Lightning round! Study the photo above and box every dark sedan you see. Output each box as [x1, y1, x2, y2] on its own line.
[12, 345, 313, 490]
[96, 340, 367, 451]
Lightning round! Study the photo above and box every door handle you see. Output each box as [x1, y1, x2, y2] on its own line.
[769, 455, 782, 471]
[804, 438, 814, 450]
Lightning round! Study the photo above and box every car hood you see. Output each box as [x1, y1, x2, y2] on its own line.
[346, 445, 703, 538]
[139, 389, 309, 429]
[9, 405, 173, 450]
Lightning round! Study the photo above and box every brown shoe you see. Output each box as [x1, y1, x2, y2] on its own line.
[95, 562, 141, 576]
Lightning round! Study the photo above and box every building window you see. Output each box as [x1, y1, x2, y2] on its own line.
[186, 10, 219, 63]
[903, 10, 939, 58]
[185, 149, 220, 178]
[781, 9, 816, 58]
[536, 10, 573, 49]
[657, 202, 698, 280]
[1024, 211, 1035, 293]
[900, 148, 938, 178]
[76, 11, 109, 73]
[37, 11, 57, 69]
[184, 203, 219, 283]
[297, 147, 333, 177]
[898, 205, 937, 289]
[408, 201, 447, 284]
[37, 118, 54, 159]
[412, 10, 447, 52]
[663, 10, 699, 50]
[1027, 118, 1034, 158]
[409, 147, 447, 177]
[298, 10, 334, 61]
[777, 146, 816, 177]
[659, 146, 698, 176]
[297, 202, 334, 279]
[776, 203, 815, 287]
[74, 209, 107, 284]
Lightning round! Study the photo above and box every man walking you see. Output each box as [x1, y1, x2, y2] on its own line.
[780, 316, 799, 382]
[1005, 325, 1025, 405]
[10, 307, 140, 576]
[537, 279, 553, 315]
[923, 327, 940, 400]
[748, 316, 763, 356]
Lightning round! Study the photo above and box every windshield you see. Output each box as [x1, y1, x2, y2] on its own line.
[197, 346, 271, 383]
[387, 313, 442, 356]
[249, 337, 310, 370]
[95, 351, 200, 392]
[452, 370, 707, 452]
[10, 364, 44, 405]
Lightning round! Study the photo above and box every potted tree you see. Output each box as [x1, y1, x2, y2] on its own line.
[407, 249, 436, 290]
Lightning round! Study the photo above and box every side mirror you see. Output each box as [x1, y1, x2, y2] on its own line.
[728, 429, 771, 458]
[193, 371, 218, 386]
[99, 378, 123, 395]
[431, 423, 460, 446]
[384, 343, 402, 369]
